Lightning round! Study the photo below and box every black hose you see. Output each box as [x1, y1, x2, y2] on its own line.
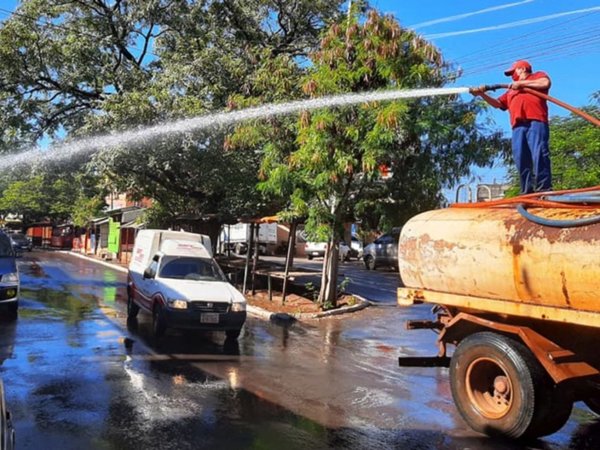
[517, 192, 600, 227]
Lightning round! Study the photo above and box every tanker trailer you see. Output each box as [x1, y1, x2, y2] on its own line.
[397, 194, 600, 439]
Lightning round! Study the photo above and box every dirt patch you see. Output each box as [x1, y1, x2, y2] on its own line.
[245, 290, 359, 315]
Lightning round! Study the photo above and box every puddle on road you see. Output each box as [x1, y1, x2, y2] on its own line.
[18, 287, 97, 322]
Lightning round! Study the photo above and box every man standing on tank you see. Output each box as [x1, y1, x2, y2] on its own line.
[471, 60, 552, 194]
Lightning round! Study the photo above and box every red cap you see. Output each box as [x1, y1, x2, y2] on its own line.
[504, 60, 532, 76]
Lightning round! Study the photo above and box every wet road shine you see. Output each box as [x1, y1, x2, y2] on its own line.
[0, 251, 598, 449]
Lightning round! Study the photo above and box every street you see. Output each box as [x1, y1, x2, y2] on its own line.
[1, 251, 598, 449]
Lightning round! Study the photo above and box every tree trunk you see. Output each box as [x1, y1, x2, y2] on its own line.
[318, 238, 338, 307]
[282, 220, 297, 303]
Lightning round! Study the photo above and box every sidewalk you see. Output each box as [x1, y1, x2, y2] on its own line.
[65, 250, 369, 321]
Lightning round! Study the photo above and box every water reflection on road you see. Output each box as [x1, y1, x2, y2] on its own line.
[0, 251, 597, 449]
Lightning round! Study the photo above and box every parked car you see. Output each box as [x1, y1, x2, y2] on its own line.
[9, 233, 32, 253]
[363, 230, 400, 270]
[305, 241, 350, 261]
[0, 232, 19, 315]
[0, 379, 15, 450]
[350, 236, 363, 259]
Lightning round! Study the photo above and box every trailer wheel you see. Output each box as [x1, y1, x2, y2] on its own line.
[450, 331, 567, 439]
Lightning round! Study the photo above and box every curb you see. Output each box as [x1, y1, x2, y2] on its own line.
[246, 295, 370, 322]
[65, 251, 371, 321]
[65, 251, 128, 273]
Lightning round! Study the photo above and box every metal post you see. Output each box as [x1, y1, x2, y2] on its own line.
[242, 223, 254, 294]
[251, 223, 260, 295]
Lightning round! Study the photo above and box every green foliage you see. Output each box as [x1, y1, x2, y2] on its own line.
[71, 195, 106, 228]
[0, 176, 47, 222]
[549, 104, 600, 190]
[0, 169, 104, 226]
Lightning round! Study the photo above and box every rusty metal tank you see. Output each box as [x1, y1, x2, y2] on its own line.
[398, 206, 600, 312]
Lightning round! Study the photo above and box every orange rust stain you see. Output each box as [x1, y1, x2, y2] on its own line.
[376, 344, 394, 353]
[560, 271, 571, 306]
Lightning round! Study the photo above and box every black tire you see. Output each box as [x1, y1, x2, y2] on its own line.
[364, 255, 376, 270]
[449, 332, 569, 440]
[152, 305, 167, 338]
[529, 387, 572, 437]
[226, 328, 242, 340]
[585, 396, 600, 415]
[127, 292, 139, 319]
[307, 254, 313, 260]
[7, 302, 18, 316]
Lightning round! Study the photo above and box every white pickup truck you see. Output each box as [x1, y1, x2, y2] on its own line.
[127, 229, 246, 339]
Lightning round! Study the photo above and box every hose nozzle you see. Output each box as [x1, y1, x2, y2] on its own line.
[470, 83, 509, 94]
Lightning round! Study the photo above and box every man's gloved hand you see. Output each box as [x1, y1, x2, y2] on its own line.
[469, 85, 486, 96]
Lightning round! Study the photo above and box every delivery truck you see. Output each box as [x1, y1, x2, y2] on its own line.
[127, 229, 246, 339]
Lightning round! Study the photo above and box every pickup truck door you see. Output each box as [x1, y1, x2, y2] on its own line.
[138, 256, 159, 310]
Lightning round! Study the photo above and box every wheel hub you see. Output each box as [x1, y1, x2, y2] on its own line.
[466, 357, 513, 419]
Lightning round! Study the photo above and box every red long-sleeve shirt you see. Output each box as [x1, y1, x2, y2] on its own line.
[498, 71, 550, 128]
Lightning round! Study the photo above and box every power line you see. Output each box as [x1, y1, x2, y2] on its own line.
[459, 26, 600, 76]
[455, 11, 599, 65]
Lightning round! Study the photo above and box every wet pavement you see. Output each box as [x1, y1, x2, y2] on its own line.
[0, 250, 598, 449]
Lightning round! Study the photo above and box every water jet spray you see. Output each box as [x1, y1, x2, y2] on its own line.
[0, 87, 469, 171]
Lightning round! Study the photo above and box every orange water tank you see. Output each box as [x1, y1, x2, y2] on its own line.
[398, 206, 600, 312]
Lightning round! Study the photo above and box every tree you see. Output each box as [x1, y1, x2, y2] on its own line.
[84, 0, 345, 226]
[545, 98, 600, 190]
[0, 0, 163, 144]
[0, 169, 104, 226]
[234, 6, 503, 306]
[0, 176, 48, 224]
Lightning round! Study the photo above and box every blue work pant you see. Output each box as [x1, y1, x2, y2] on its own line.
[512, 120, 552, 194]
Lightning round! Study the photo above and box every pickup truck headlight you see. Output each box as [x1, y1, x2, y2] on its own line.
[231, 302, 246, 312]
[168, 299, 188, 309]
[0, 272, 19, 283]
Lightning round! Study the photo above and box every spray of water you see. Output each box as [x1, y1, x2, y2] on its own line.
[0, 87, 469, 171]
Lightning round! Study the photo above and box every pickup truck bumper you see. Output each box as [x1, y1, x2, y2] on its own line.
[163, 309, 246, 331]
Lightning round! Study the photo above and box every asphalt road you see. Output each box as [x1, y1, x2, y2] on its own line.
[0, 251, 598, 449]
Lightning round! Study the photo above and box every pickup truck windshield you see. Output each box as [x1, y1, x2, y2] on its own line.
[159, 257, 226, 282]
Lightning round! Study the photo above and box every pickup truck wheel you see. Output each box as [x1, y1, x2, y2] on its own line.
[307, 254, 313, 260]
[364, 255, 376, 270]
[226, 328, 241, 340]
[450, 332, 559, 439]
[127, 293, 139, 319]
[152, 306, 166, 338]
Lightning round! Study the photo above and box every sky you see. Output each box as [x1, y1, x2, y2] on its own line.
[1, 0, 599, 193]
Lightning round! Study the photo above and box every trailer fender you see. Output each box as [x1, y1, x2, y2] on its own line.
[440, 312, 599, 384]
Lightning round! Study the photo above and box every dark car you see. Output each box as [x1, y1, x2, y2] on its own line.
[362, 229, 400, 270]
[0, 379, 15, 450]
[0, 233, 19, 314]
[9, 233, 32, 253]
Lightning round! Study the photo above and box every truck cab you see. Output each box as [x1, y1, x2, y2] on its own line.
[127, 230, 246, 339]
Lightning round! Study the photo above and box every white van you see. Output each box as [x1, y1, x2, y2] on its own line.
[127, 229, 246, 339]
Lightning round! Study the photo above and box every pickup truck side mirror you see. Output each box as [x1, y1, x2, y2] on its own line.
[143, 268, 154, 279]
